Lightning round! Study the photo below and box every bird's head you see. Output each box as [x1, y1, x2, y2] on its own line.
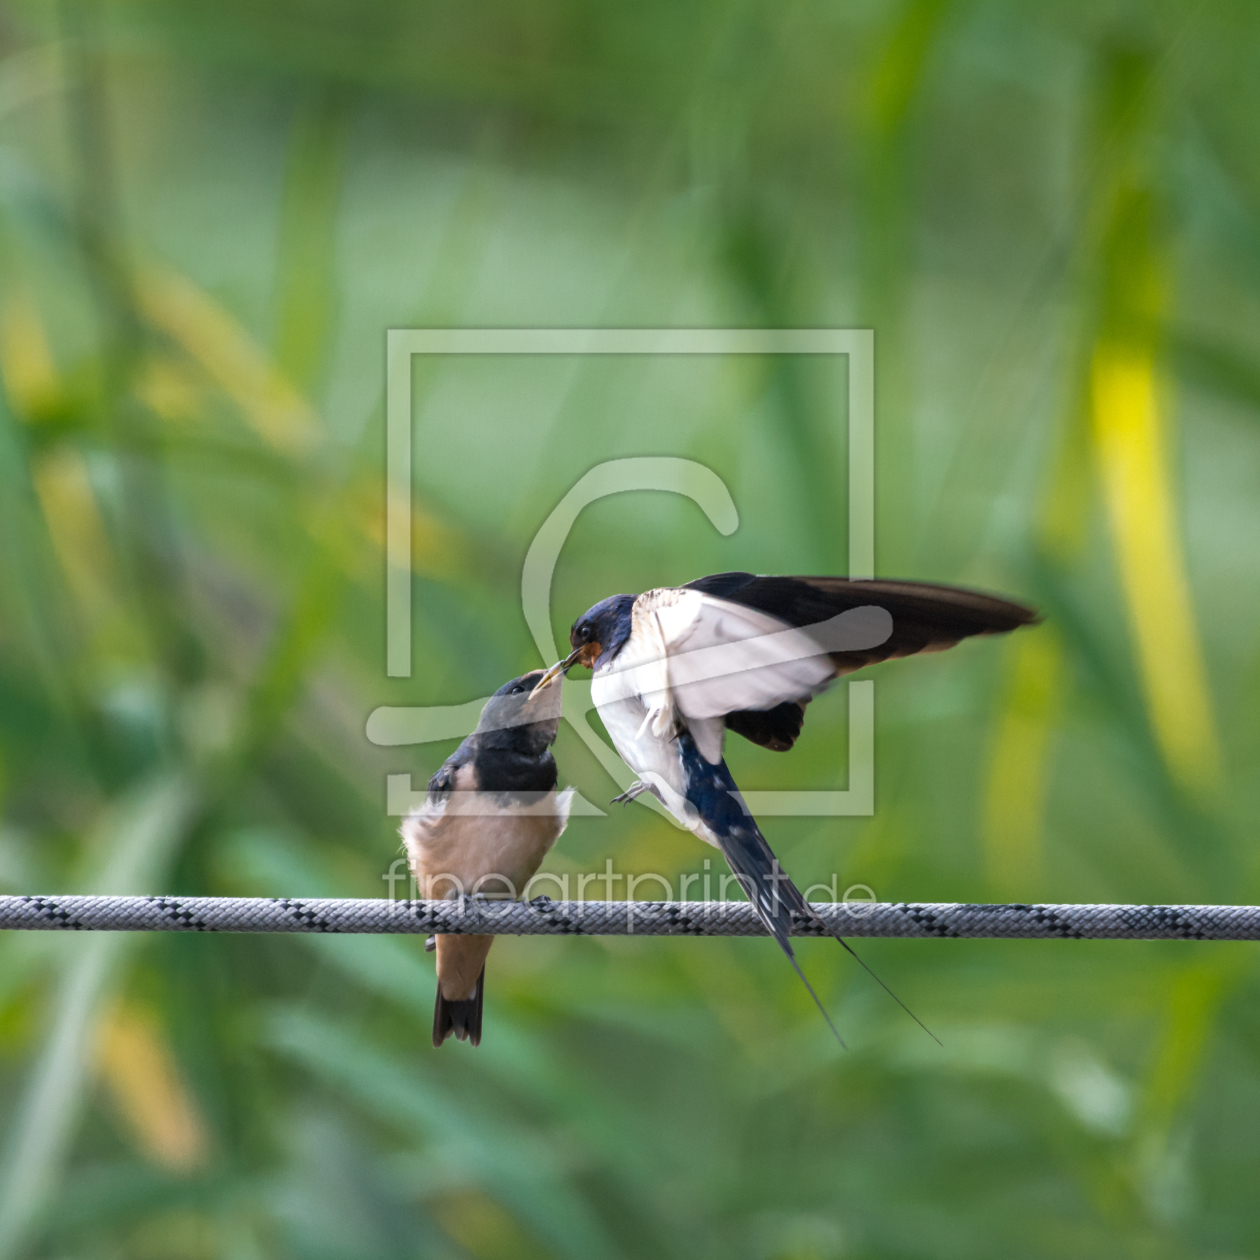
[475, 669, 563, 747]
[537, 594, 635, 688]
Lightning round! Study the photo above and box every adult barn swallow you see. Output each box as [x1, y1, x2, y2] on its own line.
[402, 670, 574, 1047]
[539, 572, 1037, 1036]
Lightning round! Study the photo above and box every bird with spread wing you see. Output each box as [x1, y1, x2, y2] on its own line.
[538, 572, 1038, 1041]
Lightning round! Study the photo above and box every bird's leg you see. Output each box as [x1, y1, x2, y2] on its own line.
[611, 779, 657, 806]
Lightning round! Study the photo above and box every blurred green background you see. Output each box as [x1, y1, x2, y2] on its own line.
[1, 0, 1259, 1256]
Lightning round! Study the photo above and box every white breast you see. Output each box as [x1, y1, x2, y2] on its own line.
[591, 663, 721, 844]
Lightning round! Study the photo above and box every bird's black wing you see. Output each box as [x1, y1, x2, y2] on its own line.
[427, 738, 476, 801]
[685, 572, 1038, 751]
[722, 700, 807, 752]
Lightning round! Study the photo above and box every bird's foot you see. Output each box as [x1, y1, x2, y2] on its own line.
[611, 780, 653, 806]
[424, 935, 436, 952]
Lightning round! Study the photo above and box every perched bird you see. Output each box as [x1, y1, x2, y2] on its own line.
[402, 670, 574, 1047]
[539, 572, 1037, 1039]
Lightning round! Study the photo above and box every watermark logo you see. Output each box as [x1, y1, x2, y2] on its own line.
[368, 328, 876, 819]
[381, 853, 880, 931]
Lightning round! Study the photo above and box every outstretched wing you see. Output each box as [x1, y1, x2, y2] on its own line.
[685, 572, 1036, 661]
[624, 586, 887, 762]
[638, 588, 853, 716]
[678, 572, 1038, 751]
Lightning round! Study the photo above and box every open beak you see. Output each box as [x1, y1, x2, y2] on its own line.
[537, 645, 585, 690]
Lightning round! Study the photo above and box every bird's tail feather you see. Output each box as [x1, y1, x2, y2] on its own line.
[715, 816, 937, 1047]
[679, 732, 934, 1044]
[825, 928, 941, 1045]
[433, 966, 485, 1047]
[713, 825, 845, 1048]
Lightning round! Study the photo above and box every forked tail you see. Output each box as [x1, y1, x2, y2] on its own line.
[433, 966, 486, 1047]
[681, 733, 936, 1047]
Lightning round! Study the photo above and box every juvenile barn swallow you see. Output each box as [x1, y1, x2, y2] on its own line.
[402, 670, 574, 1047]
[539, 572, 1037, 1038]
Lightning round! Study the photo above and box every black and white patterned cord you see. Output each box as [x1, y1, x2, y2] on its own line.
[2, 895, 1259, 940]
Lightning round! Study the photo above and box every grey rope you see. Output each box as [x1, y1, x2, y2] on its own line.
[1, 895, 1259, 939]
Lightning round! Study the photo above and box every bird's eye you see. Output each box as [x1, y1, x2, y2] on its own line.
[510, 685, 524, 694]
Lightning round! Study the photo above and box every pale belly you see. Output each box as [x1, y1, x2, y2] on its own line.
[592, 673, 721, 848]
[402, 780, 573, 900]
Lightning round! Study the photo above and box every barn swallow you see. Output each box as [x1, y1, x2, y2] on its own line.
[539, 572, 1037, 1040]
[402, 670, 574, 1047]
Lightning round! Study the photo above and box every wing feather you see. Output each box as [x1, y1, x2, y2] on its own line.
[684, 572, 1037, 667]
[621, 589, 887, 758]
[677, 573, 1039, 751]
[611, 577, 1036, 758]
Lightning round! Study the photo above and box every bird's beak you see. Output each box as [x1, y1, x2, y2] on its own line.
[537, 646, 585, 690]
